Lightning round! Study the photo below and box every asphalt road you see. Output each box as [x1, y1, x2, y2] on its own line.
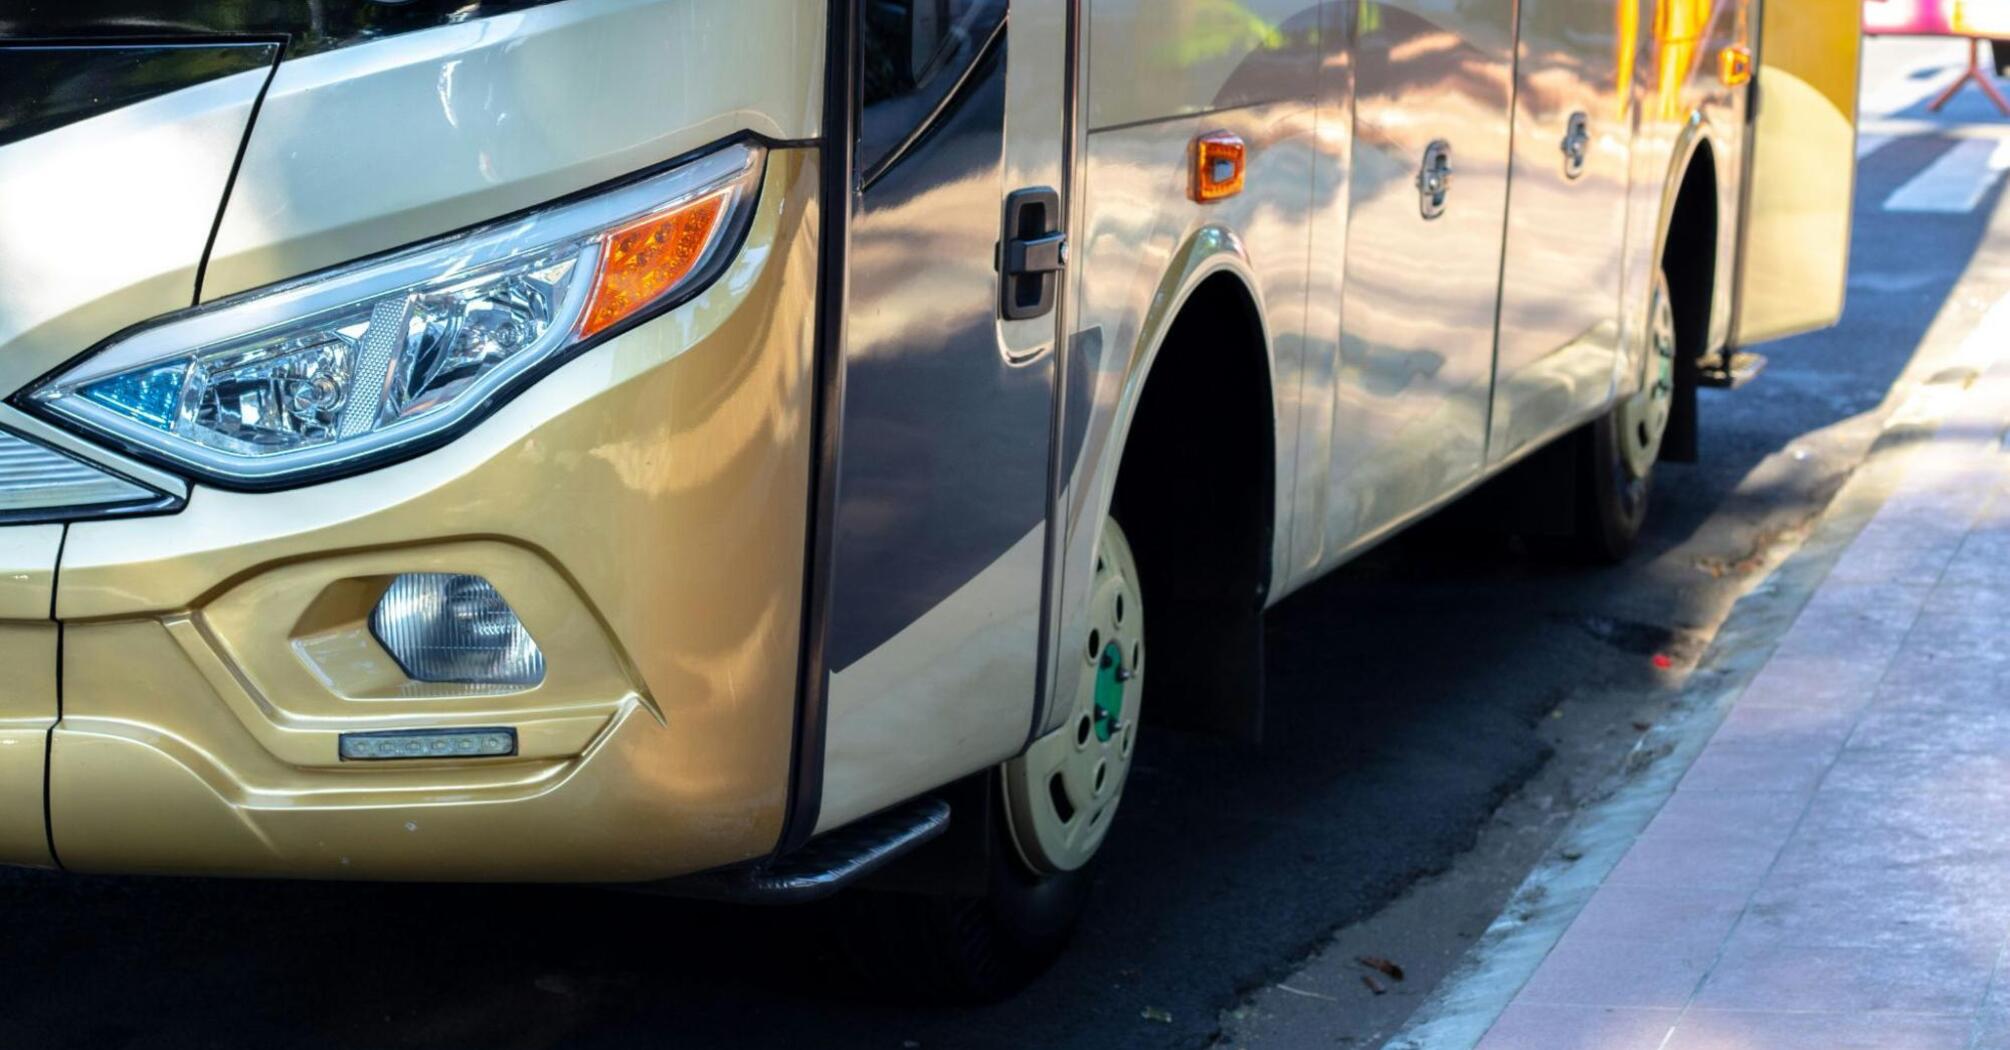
[5, 40, 1999, 1050]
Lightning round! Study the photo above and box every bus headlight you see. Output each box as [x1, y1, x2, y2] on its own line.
[21, 143, 762, 488]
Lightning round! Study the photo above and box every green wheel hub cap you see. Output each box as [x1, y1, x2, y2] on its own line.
[1093, 642, 1126, 743]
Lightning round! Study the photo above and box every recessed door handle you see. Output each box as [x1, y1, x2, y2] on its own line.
[1417, 140, 1453, 220]
[1562, 113, 1591, 180]
[1006, 231, 1066, 276]
[1000, 186, 1065, 321]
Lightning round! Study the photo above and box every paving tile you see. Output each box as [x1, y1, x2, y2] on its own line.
[1676, 742, 1838, 796]
[1829, 523, 1964, 586]
[1794, 579, 1932, 627]
[1604, 822, 1785, 894]
[1475, 1004, 1680, 1050]
[1946, 551, 2010, 592]
[1692, 933, 1996, 1014]
[1771, 583, 1927, 665]
[1867, 665, 2010, 714]
[1768, 816, 2010, 888]
[1894, 608, 2010, 666]
[1757, 844, 2010, 907]
[1920, 580, 2010, 620]
[1736, 653, 1890, 711]
[1851, 700, 2010, 752]
[1663, 1008, 1973, 1050]
[1739, 871, 2010, 958]
[1873, 481, 1987, 515]
[1876, 652, 2010, 708]
[1515, 928, 1719, 1008]
[1802, 783, 2010, 839]
[1972, 967, 2010, 1050]
[1822, 747, 2010, 799]
[1950, 526, 2010, 587]
[1974, 488, 2010, 524]
[1714, 704, 1860, 752]
[1880, 493, 1994, 530]
[1642, 789, 1810, 845]
[1562, 885, 1750, 953]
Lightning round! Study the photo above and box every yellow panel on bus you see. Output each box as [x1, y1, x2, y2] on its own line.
[1732, 0, 1863, 347]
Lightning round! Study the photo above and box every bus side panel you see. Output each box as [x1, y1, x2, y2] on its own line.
[1730, 0, 1861, 347]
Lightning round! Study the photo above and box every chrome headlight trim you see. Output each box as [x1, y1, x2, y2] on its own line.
[15, 139, 767, 491]
[0, 421, 176, 525]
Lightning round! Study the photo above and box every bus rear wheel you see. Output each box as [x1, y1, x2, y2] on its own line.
[1574, 266, 1677, 562]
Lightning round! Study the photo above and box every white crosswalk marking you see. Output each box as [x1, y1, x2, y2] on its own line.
[1857, 133, 1896, 160]
[1885, 137, 2010, 213]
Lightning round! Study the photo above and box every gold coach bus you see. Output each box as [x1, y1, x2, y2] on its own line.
[0, 0, 1857, 997]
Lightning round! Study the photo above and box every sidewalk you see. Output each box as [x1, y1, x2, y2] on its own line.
[1462, 359, 2010, 1048]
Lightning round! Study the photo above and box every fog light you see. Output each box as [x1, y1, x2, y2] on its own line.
[370, 573, 545, 685]
[340, 727, 517, 761]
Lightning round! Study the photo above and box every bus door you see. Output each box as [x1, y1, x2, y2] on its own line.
[1731, 0, 1861, 346]
[813, 0, 1073, 832]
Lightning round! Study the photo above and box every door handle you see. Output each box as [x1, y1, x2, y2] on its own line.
[1005, 231, 1066, 277]
[1417, 140, 1453, 220]
[1561, 112, 1591, 180]
[1000, 186, 1065, 320]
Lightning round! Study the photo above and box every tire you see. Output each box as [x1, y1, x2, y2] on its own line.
[833, 798, 1095, 1003]
[1572, 265, 1678, 563]
[1572, 407, 1653, 562]
[836, 516, 1146, 1002]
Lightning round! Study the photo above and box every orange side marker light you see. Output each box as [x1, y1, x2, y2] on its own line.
[579, 190, 728, 338]
[1191, 132, 1247, 204]
[1720, 45, 1754, 88]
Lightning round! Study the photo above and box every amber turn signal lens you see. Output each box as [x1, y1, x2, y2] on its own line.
[1190, 132, 1246, 203]
[579, 191, 728, 338]
[1719, 45, 1753, 87]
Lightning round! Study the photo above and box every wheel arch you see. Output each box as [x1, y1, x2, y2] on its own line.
[1093, 228, 1279, 743]
[1657, 124, 1722, 465]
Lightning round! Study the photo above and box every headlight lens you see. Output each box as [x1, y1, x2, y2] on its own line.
[24, 143, 762, 486]
[372, 573, 545, 687]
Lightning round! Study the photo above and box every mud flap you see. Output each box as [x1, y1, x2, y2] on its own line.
[1731, 0, 1863, 346]
[1144, 581, 1267, 744]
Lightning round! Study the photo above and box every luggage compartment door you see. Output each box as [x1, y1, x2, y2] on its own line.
[1730, 0, 1862, 347]
[1327, 1, 1519, 549]
[1489, 0, 1635, 464]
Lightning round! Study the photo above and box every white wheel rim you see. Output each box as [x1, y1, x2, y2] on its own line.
[1618, 271, 1678, 481]
[1003, 516, 1145, 874]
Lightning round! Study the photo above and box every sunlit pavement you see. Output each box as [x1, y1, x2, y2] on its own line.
[1354, 40, 2010, 1050]
[1459, 314, 2010, 1050]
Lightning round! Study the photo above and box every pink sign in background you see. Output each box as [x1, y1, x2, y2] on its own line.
[1867, 0, 2010, 36]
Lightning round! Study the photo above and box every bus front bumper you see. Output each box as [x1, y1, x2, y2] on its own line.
[2, 150, 821, 883]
